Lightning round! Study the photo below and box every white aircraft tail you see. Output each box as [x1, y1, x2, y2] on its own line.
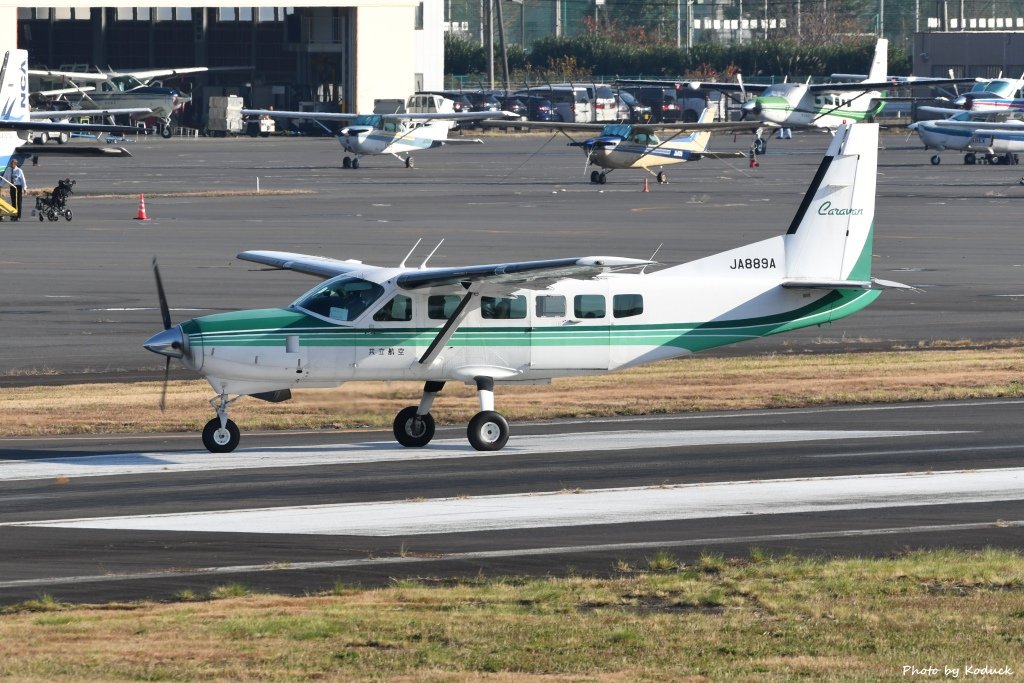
[783, 123, 877, 284]
[865, 39, 888, 83]
[682, 107, 715, 151]
[1, 49, 30, 169]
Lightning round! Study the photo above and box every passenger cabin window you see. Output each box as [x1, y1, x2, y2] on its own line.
[536, 295, 566, 318]
[373, 295, 412, 322]
[481, 295, 527, 319]
[428, 294, 461, 319]
[295, 277, 384, 322]
[574, 294, 606, 319]
[613, 294, 643, 318]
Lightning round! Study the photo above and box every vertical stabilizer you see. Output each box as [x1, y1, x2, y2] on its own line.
[685, 107, 714, 151]
[866, 39, 888, 83]
[783, 123, 878, 283]
[0, 49, 30, 170]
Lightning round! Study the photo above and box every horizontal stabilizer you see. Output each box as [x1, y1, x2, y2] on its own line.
[782, 277, 917, 291]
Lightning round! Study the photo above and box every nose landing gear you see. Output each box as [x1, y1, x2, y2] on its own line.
[202, 393, 241, 453]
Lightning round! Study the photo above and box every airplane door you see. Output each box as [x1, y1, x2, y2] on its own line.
[357, 293, 423, 379]
[531, 292, 610, 371]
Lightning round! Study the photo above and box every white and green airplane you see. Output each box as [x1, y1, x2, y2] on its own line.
[146, 123, 907, 454]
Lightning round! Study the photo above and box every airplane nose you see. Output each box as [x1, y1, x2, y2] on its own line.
[954, 96, 968, 108]
[144, 325, 185, 359]
[742, 99, 762, 115]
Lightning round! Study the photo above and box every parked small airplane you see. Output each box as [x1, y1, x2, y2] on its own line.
[622, 40, 968, 153]
[242, 95, 514, 168]
[908, 111, 1024, 165]
[483, 107, 758, 184]
[145, 122, 907, 453]
[1, 50, 139, 169]
[30, 65, 207, 138]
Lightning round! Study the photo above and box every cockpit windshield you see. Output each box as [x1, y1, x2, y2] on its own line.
[352, 114, 383, 128]
[970, 80, 1016, 98]
[293, 276, 385, 322]
[600, 124, 633, 138]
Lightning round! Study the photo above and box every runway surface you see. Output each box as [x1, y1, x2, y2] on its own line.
[1, 399, 1022, 604]
[2, 131, 1024, 381]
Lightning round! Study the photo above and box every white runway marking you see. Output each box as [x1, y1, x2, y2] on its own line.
[7, 467, 1021, 537]
[0, 429, 955, 482]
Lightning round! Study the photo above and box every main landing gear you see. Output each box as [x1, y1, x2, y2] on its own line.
[589, 170, 608, 184]
[342, 156, 360, 169]
[392, 377, 510, 451]
[202, 393, 241, 453]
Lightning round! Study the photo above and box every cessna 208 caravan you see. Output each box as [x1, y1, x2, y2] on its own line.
[243, 95, 513, 169]
[483, 107, 758, 184]
[145, 123, 907, 453]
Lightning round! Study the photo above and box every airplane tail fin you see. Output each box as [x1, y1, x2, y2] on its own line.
[0, 49, 30, 124]
[686, 107, 715, 150]
[783, 123, 877, 284]
[865, 39, 888, 83]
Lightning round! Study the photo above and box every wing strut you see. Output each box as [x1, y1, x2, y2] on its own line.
[419, 290, 478, 365]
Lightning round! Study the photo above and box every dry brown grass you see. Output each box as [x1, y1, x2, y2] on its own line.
[2, 347, 1024, 437]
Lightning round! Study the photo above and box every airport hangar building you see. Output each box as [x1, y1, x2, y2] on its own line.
[0, 1, 444, 124]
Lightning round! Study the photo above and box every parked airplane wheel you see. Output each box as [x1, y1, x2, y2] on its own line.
[351, 158, 360, 169]
[590, 170, 600, 184]
[393, 406, 434, 447]
[64, 209, 72, 221]
[753, 138, 766, 155]
[467, 410, 509, 451]
[405, 157, 414, 169]
[657, 171, 668, 185]
[38, 213, 43, 222]
[989, 154, 1002, 165]
[930, 155, 941, 165]
[342, 157, 352, 169]
[964, 153, 976, 165]
[160, 124, 173, 139]
[202, 418, 240, 453]
[598, 172, 607, 185]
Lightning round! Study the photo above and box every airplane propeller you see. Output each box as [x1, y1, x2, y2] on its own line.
[145, 257, 186, 411]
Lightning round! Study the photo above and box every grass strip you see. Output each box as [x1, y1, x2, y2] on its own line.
[2, 346, 1023, 437]
[0, 549, 1020, 681]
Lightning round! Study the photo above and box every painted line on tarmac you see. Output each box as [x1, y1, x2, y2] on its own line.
[0, 429, 956, 482]
[6, 467, 1021, 537]
[1, 519, 1021, 591]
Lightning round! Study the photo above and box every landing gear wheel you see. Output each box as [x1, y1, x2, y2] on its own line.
[343, 157, 352, 169]
[964, 153, 976, 165]
[467, 410, 509, 451]
[160, 124, 173, 139]
[989, 154, 1002, 165]
[590, 170, 600, 184]
[405, 156, 414, 168]
[202, 418, 240, 453]
[64, 209, 72, 221]
[656, 171, 668, 185]
[753, 138, 767, 155]
[351, 158, 360, 169]
[38, 212, 43, 222]
[393, 406, 435, 447]
[598, 172, 607, 185]
[931, 155, 941, 165]
[57, 132, 69, 144]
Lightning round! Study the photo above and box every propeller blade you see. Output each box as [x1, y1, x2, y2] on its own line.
[152, 256, 172, 331]
[159, 356, 170, 411]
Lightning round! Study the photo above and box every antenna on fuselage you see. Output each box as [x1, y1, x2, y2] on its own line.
[420, 239, 445, 269]
[399, 238, 422, 268]
[640, 243, 663, 274]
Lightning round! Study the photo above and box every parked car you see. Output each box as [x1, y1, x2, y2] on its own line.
[518, 95, 558, 122]
[466, 92, 502, 112]
[414, 91, 472, 114]
[624, 87, 681, 123]
[514, 86, 592, 122]
[591, 85, 619, 122]
[616, 91, 653, 123]
[497, 96, 528, 120]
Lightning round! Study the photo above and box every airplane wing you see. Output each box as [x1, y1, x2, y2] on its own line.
[31, 107, 152, 119]
[479, 120, 766, 133]
[0, 120, 138, 134]
[396, 256, 654, 292]
[916, 105, 970, 117]
[242, 108, 357, 122]
[109, 67, 208, 81]
[829, 74, 978, 86]
[237, 250, 367, 279]
[30, 70, 109, 82]
[36, 85, 96, 97]
[242, 108, 516, 123]
[16, 145, 132, 158]
[614, 78, 772, 94]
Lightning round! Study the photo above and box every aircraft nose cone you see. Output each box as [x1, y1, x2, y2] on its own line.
[144, 326, 185, 359]
[742, 99, 762, 115]
[954, 96, 968, 108]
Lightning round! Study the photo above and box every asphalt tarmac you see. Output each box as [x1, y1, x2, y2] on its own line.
[1, 399, 1022, 604]
[1, 130, 1023, 382]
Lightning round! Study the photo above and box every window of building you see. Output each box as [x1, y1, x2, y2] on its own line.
[481, 295, 527, 320]
[217, 7, 238, 21]
[428, 294, 461, 320]
[574, 295, 605, 319]
[613, 294, 643, 318]
[373, 295, 413, 322]
[536, 295, 566, 318]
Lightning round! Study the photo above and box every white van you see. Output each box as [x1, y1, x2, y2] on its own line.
[514, 85, 593, 123]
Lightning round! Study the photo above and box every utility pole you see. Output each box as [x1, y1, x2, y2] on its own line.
[555, 0, 562, 36]
[687, 0, 693, 52]
[485, 0, 494, 89]
[495, 0, 510, 91]
[677, 0, 681, 49]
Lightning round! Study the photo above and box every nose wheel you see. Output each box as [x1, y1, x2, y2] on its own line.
[202, 393, 241, 453]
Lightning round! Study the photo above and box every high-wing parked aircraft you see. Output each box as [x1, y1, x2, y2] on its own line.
[908, 111, 1024, 165]
[242, 95, 514, 169]
[145, 122, 907, 453]
[621, 40, 969, 153]
[1, 50, 138, 169]
[483, 107, 758, 184]
[30, 65, 207, 138]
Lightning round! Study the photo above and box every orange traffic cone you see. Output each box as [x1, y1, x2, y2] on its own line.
[642, 177, 650, 193]
[134, 193, 150, 221]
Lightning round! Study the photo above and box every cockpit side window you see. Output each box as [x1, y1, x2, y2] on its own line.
[373, 295, 413, 322]
[294, 277, 385, 322]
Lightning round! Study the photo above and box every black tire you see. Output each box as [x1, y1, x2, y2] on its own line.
[405, 157, 414, 169]
[467, 410, 509, 451]
[351, 158, 360, 169]
[38, 213, 43, 222]
[657, 171, 668, 185]
[590, 170, 600, 184]
[393, 406, 435, 447]
[753, 138, 766, 155]
[964, 153, 975, 165]
[202, 417, 240, 453]
[64, 209, 72, 221]
[931, 155, 941, 165]
[160, 124, 173, 139]
[598, 173, 607, 185]
[342, 157, 352, 169]
[990, 154, 1002, 165]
